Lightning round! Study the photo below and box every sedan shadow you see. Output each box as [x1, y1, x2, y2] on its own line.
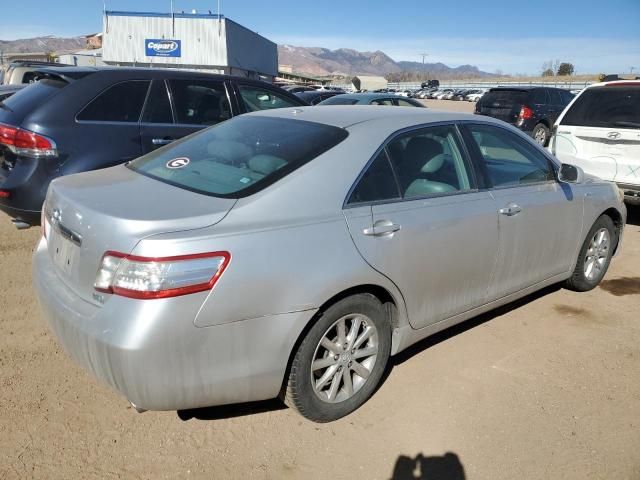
[178, 284, 561, 422]
[391, 452, 465, 480]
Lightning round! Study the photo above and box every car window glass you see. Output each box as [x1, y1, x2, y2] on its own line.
[371, 99, 394, 106]
[129, 116, 348, 198]
[560, 90, 574, 104]
[397, 99, 416, 107]
[142, 80, 173, 124]
[349, 151, 400, 204]
[548, 89, 563, 105]
[238, 84, 300, 112]
[169, 79, 230, 125]
[467, 124, 554, 187]
[560, 86, 640, 128]
[386, 125, 472, 199]
[532, 89, 547, 104]
[77, 80, 150, 122]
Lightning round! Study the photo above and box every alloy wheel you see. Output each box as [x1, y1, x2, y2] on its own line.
[584, 228, 610, 281]
[310, 314, 379, 403]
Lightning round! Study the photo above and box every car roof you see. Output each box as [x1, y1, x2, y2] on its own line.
[585, 79, 640, 89]
[32, 66, 271, 83]
[247, 105, 500, 130]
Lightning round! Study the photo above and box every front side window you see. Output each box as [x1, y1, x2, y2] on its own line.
[77, 80, 150, 122]
[129, 116, 348, 198]
[386, 125, 473, 199]
[560, 86, 640, 129]
[466, 124, 554, 187]
[168, 79, 230, 126]
[371, 98, 394, 106]
[237, 85, 301, 112]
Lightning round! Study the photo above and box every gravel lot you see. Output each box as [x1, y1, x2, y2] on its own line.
[1, 100, 639, 479]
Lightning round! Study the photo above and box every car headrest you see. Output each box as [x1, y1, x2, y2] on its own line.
[248, 154, 287, 176]
[206, 140, 253, 163]
[405, 179, 456, 198]
[403, 137, 444, 173]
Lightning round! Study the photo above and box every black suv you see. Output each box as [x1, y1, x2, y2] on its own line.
[474, 87, 573, 146]
[0, 67, 306, 227]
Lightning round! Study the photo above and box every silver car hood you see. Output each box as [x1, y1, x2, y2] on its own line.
[45, 165, 236, 304]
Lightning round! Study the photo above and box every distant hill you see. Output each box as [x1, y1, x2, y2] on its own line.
[278, 45, 495, 79]
[0, 36, 85, 54]
[0, 36, 493, 79]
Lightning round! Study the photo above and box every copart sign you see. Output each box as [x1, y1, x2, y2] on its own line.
[145, 39, 182, 57]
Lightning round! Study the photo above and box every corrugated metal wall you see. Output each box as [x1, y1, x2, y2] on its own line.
[102, 12, 277, 77]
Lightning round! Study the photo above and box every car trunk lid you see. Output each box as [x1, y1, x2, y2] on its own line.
[43, 164, 236, 305]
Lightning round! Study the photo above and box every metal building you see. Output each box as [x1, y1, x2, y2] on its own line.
[102, 11, 278, 80]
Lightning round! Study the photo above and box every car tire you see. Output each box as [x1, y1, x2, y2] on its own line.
[564, 215, 616, 292]
[532, 123, 550, 146]
[284, 293, 391, 422]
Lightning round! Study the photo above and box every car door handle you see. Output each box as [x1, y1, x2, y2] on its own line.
[152, 138, 174, 146]
[363, 221, 401, 236]
[498, 204, 522, 216]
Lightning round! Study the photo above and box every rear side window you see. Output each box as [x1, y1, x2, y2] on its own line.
[2, 79, 67, 115]
[77, 80, 150, 122]
[548, 89, 564, 105]
[349, 151, 400, 204]
[142, 80, 173, 124]
[561, 86, 640, 129]
[237, 85, 302, 112]
[129, 116, 348, 198]
[319, 97, 359, 105]
[480, 90, 528, 107]
[168, 79, 230, 125]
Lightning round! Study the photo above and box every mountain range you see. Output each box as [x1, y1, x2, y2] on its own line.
[278, 45, 493, 78]
[0, 36, 493, 79]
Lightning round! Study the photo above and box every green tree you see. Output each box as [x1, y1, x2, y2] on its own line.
[557, 62, 575, 76]
[542, 68, 555, 77]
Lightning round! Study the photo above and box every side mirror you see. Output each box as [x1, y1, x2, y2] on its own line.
[558, 163, 584, 184]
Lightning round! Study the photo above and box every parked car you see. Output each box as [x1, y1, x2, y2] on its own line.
[294, 90, 344, 105]
[466, 90, 488, 102]
[0, 84, 26, 102]
[319, 93, 425, 107]
[0, 66, 307, 228]
[474, 87, 574, 146]
[282, 85, 315, 93]
[34, 106, 625, 423]
[2, 60, 69, 85]
[550, 80, 640, 204]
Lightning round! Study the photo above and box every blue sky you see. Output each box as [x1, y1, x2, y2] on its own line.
[1, 0, 639, 74]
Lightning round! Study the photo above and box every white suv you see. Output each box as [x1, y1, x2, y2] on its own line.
[550, 80, 640, 204]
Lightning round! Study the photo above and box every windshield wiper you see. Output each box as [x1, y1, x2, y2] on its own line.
[612, 120, 640, 129]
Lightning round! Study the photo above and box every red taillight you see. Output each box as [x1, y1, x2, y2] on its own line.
[0, 190, 10, 198]
[94, 251, 231, 299]
[0, 123, 57, 157]
[0, 124, 18, 146]
[15, 129, 54, 150]
[519, 105, 534, 120]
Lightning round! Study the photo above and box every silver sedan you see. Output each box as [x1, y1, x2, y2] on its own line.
[34, 106, 626, 422]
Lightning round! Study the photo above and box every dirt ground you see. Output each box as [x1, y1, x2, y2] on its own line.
[1, 100, 639, 479]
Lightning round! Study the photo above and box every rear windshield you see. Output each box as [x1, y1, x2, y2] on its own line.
[129, 116, 349, 198]
[319, 97, 359, 105]
[561, 86, 640, 129]
[1, 79, 68, 115]
[480, 90, 528, 107]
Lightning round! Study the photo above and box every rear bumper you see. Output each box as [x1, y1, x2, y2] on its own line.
[0, 154, 52, 224]
[33, 238, 316, 411]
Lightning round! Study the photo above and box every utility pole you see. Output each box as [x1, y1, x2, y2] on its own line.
[631, 66, 636, 75]
[419, 52, 429, 82]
